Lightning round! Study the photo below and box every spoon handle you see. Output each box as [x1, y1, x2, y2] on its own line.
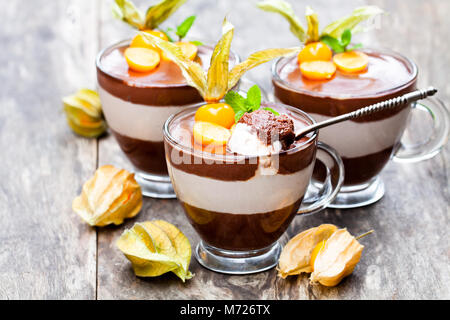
[295, 87, 438, 141]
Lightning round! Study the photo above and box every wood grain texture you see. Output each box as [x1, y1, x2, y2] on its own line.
[0, 0, 448, 300]
[0, 0, 100, 299]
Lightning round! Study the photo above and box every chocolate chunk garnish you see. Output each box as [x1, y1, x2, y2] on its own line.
[239, 109, 295, 149]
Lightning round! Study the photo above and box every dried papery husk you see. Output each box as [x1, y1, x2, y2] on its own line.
[310, 228, 364, 287]
[112, 0, 186, 30]
[145, 0, 187, 30]
[63, 89, 107, 138]
[258, 0, 383, 44]
[141, 18, 301, 103]
[205, 19, 234, 103]
[117, 221, 193, 281]
[72, 165, 142, 227]
[278, 224, 337, 278]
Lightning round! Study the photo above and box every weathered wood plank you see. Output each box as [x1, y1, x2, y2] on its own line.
[0, 0, 100, 299]
[95, 0, 449, 300]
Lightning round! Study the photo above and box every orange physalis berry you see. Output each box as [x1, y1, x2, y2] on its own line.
[298, 42, 333, 63]
[130, 30, 168, 54]
[195, 103, 235, 129]
[300, 61, 336, 80]
[333, 51, 369, 73]
[124, 47, 160, 73]
[162, 41, 199, 61]
[310, 240, 327, 271]
[193, 121, 231, 147]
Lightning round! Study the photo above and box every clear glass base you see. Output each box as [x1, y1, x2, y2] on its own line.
[195, 241, 282, 275]
[135, 171, 176, 199]
[328, 176, 385, 209]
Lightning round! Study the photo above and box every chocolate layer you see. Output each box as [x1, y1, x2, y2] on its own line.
[112, 130, 168, 175]
[313, 146, 394, 186]
[182, 199, 303, 251]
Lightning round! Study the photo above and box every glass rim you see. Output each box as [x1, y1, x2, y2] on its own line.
[163, 102, 319, 162]
[96, 38, 242, 89]
[271, 47, 419, 99]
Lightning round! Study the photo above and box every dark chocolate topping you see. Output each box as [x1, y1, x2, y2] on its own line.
[238, 109, 295, 149]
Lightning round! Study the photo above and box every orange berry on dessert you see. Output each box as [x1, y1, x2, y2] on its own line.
[124, 47, 160, 73]
[195, 103, 235, 129]
[162, 41, 198, 61]
[130, 30, 168, 53]
[298, 42, 333, 63]
[300, 60, 336, 80]
[333, 51, 369, 73]
[193, 121, 231, 147]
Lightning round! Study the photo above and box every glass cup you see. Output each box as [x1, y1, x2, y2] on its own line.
[96, 40, 240, 198]
[163, 103, 345, 275]
[272, 48, 449, 208]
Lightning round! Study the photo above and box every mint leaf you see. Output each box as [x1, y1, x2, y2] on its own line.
[234, 110, 246, 123]
[162, 28, 175, 42]
[246, 85, 262, 111]
[176, 15, 196, 40]
[264, 107, 280, 116]
[224, 91, 247, 113]
[320, 35, 345, 53]
[190, 40, 204, 46]
[340, 29, 352, 48]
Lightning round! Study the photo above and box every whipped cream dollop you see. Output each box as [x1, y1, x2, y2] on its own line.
[228, 123, 282, 156]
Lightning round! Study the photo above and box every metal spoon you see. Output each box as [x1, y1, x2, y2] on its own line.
[295, 87, 438, 141]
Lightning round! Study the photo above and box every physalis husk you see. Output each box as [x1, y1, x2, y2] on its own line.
[310, 228, 364, 287]
[117, 220, 194, 282]
[140, 18, 301, 103]
[72, 165, 142, 227]
[63, 89, 107, 138]
[278, 224, 337, 278]
[278, 224, 367, 287]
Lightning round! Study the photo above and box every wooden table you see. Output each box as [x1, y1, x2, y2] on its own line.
[0, 0, 448, 300]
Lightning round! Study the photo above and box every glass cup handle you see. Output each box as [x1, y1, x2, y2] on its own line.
[393, 97, 449, 163]
[298, 142, 345, 215]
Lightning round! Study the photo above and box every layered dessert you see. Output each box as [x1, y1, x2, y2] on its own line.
[97, 42, 238, 176]
[165, 103, 317, 250]
[273, 49, 417, 185]
[260, 2, 417, 186]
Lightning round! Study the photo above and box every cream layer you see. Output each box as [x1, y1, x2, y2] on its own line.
[167, 163, 314, 214]
[99, 87, 193, 142]
[310, 107, 411, 158]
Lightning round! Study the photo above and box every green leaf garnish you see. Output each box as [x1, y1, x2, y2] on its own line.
[225, 85, 279, 123]
[176, 15, 196, 40]
[264, 107, 280, 116]
[246, 85, 262, 111]
[112, 0, 186, 30]
[257, 1, 383, 45]
[320, 29, 357, 52]
[190, 40, 204, 46]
